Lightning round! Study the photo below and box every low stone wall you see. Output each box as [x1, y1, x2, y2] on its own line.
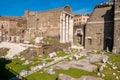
[42, 43, 71, 54]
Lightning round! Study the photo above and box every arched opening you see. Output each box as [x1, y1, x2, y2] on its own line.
[76, 29, 83, 45]
[105, 37, 113, 52]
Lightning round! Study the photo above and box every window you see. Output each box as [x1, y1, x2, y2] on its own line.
[96, 33, 102, 45]
[1, 24, 4, 28]
[22, 30, 25, 33]
[88, 39, 92, 45]
[83, 18, 85, 20]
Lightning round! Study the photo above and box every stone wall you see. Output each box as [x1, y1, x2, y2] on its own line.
[85, 4, 114, 51]
[73, 24, 85, 46]
[113, 1, 120, 54]
[0, 17, 27, 42]
[25, 6, 73, 44]
[42, 43, 71, 54]
[26, 9, 62, 38]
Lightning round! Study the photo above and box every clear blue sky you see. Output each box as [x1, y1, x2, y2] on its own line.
[0, 0, 108, 16]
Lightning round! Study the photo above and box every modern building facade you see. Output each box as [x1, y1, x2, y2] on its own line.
[74, 14, 89, 25]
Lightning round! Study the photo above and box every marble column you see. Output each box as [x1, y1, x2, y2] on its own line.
[60, 12, 73, 43]
[62, 13, 66, 43]
[66, 15, 69, 42]
[0, 32, 2, 41]
[60, 14, 63, 43]
[69, 16, 73, 43]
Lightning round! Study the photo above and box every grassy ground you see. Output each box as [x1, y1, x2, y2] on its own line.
[102, 66, 120, 80]
[6, 57, 43, 73]
[55, 68, 97, 78]
[1, 51, 120, 80]
[26, 52, 120, 80]
[26, 68, 97, 80]
[57, 51, 68, 57]
[5, 54, 54, 74]
[27, 70, 57, 80]
[102, 53, 120, 80]
[6, 58, 29, 73]
[90, 52, 120, 80]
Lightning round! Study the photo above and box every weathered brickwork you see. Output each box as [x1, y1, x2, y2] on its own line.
[85, 1, 120, 54]
[73, 14, 89, 46]
[113, 0, 120, 54]
[24, 6, 73, 44]
[0, 1, 119, 54]
[73, 24, 85, 46]
[0, 17, 26, 42]
[0, 6, 73, 44]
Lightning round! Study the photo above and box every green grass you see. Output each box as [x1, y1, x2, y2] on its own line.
[57, 51, 67, 57]
[3, 51, 120, 80]
[102, 53, 120, 80]
[102, 66, 120, 80]
[6, 58, 27, 73]
[6, 58, 42, 73]
[42, 54, 48, 59]
[27, 70, 58, 80]
[90, 52, 120, 80]
[108, 54, 120, 63]
[55, 68, 97, 78]
[29, 40, 35, 45]
[29, 56, 40, 62]
[46, 59, 54, 63]
[5, 54, 52, 74]
[27, 68, 98, 80]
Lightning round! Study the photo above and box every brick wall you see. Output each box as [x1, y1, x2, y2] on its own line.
[113, 1, 120, 54]
[85, 5, 114, 51]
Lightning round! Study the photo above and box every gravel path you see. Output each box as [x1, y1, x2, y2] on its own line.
[59, 74, 103, 80]
[51, 53, 108, 72]
[0, 42, 28, 59]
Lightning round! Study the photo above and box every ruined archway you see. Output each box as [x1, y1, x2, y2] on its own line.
[75, 29, 83, 45]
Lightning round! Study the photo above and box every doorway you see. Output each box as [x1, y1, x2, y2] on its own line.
[76, 29, 83, 45]
[105, 37, 113, 52]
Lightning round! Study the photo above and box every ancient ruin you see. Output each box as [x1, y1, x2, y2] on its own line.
[0, 0, 120, 54]
[0, 17, 26, 42]
[24, 6, 73, 43]
[85, 0, 120, 54]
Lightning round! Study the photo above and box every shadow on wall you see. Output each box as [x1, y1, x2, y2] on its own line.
[102, 6, 114, 52]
